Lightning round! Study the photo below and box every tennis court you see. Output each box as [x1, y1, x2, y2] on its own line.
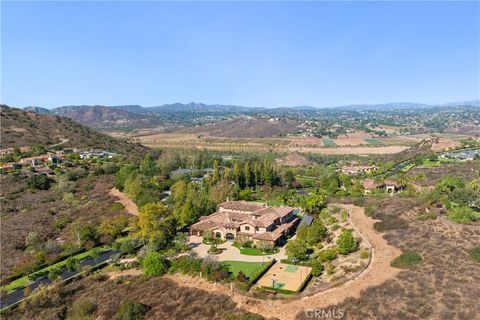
[257, 262, 312, 292]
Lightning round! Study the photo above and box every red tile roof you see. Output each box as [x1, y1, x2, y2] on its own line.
[362, 179, 380, 190]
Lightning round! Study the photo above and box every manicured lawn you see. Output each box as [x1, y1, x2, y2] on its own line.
[322, 138, 336, 147]
[222, 260, 271, 281]
[364, 138, 383, 145]
[232, 243, 279, 256]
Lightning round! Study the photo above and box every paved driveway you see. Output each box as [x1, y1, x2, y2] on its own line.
[188, 235, 287, 262]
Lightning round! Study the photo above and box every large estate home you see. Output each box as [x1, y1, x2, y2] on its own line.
[190, 201, 299, 245]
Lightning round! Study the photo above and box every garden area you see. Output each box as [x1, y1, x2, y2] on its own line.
[281, 205, 370, 293]
[232, 242, 279, 256]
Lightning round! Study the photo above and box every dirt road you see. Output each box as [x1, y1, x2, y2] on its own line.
[109, 187, 139, 215]
[167, 204, 402, 320]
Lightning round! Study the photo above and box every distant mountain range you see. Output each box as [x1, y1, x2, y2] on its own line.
[20, 100, 479, 129]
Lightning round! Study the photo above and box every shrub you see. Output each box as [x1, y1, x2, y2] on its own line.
[53, 216, 71, 230]
[256, 240, 275, 253]
[447, 206, 480, 225]
[318, 247, 337, 262]
[306, 219, 327, 245]
[310, 259, 324, 277]
[242, 240, 253, 248]
[28, 175, 52, 190]
[236, 271, 249, 283]
[468, 246, 480, 263]
[391, 251, 423, 269]
[48, 265, 63, 280]
[352, 197, 365, 207]
[21, 284, 62, 309]
[285, 239, 308, 261]
[142, 252, 169, 276]
[336, 229, 358, 254]
[111, 202, 124, 211]
[326, 263, 335, 275]
[360, 250, 369, 259]
[90, 247, 102, 260]
[65, 257, 80, 272]
[114, 301, 150, 320]
[99, 215, 129, 239]
[416, 212, 437, 221]
[331, 223, 341, 231]
[373, 217, 408, 232]
[119, 239, 138, 255]
[67, 297, 97, 320]
[364, 206, 376, 217]
[208, 246, 222, 254]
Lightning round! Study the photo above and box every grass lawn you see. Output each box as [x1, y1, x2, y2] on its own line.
[322, 138, 336, 147]
[364, 138, 383, 145]
[222, 260, 271, 281]
[232, 243, 279, 256]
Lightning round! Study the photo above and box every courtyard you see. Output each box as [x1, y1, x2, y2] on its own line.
[188, 235, 287, 262]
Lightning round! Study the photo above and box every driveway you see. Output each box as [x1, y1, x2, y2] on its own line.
[188, 235, 287, 262]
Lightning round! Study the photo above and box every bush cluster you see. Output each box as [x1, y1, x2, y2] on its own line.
[391, 251, 423, 269]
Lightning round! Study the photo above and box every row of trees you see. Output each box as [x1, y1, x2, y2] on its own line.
[210, 158, 282, 189]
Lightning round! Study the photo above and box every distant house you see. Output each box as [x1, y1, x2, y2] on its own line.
[341, 165, 378, 175]
[0, 162, 21, 172]
[20, 156, 45, 167]
[384, 180, 404, 195]
[440, 150, 479, 161]
[190, 177, 204, 184]
[79, 149, 115, 159]
[60, 148, 75, 155]
[48, 153, 61, 165]
[190, 201, 298, 245]
[362, 178, 404, 195]
[362, 179, 382, 194]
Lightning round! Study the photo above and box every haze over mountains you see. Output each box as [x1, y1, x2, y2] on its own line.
[20, 100, 480, 129]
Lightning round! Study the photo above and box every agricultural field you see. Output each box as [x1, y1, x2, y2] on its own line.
[127, 131, 414, 155]
[322, 138, 337, 147]
[364, 138, 382, 145]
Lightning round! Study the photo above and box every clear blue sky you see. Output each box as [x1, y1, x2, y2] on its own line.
[1, 1, 479, 108]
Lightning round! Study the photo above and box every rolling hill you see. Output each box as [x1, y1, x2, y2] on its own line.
[183, 116, 301, 138]
[0, 105, 151, 158]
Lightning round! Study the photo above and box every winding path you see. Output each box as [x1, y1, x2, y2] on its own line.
[109, 188, 139, 216]
[167, 204, 402, 320]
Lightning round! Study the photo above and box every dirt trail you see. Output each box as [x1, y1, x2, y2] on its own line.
[109, 187, 139, 216]
[167, 204, 402, 320]
[107, 268, 143, 280]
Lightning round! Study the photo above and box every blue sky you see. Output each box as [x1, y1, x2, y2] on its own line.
[1, 1, 479, 108]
